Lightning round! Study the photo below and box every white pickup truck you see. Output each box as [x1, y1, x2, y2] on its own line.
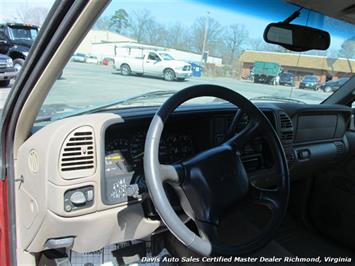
[114, 51, 192, 81]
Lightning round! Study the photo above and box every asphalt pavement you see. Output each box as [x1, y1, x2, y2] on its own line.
[0, 62, 331, 111]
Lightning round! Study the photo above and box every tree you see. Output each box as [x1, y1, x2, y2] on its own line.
[338, 37, 355, 59]
[246, 37, 295, 53]
[110, 9, 129, 33]
[247, 38, 264, 51]
[223, 24, 248, 64]
[190, 16, 222, 56]
[127, 9, 154, 43]
[144, 21, 166, 45]
[163, 23, 191, 51]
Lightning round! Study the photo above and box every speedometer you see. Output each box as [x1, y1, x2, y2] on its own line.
[130, 132, 145, 168]
[106, 137, 129, 155]
[164, 134, 194, 163]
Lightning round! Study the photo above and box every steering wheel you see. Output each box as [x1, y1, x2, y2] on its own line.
[144, 84, 289, 256]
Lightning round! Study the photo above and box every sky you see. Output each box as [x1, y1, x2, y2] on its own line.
[0, 0, 54, 21]
[0, 0, 353, 51]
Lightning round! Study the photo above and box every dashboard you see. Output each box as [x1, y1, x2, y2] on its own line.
[102, 103, 351, 208]
[19, 102, 352, 253]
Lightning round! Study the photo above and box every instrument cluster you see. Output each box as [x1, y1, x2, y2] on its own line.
[106, 130, 195, 172]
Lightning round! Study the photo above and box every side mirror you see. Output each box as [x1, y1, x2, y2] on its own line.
[263, 22, 330, 52]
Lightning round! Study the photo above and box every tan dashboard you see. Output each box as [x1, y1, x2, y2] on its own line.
[15, 113, 160, 253]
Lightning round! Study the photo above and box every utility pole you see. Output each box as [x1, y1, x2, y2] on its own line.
[201, 11, 210, 65]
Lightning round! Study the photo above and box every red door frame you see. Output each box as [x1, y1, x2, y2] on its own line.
[0, 178, 10, 266]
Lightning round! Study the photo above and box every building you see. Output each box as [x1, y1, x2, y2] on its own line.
[91, 42, 223, 65]
[90, 41, 223, 65]
[76, 30, 137, 55]
[240, 50, 355, 83]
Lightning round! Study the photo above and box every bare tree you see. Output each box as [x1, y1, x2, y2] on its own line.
[16, 6, 49, 26]
[247, 37, 292, 53]
[164, 23, 191, 51]
[191, 16, 222, 56]
[338, 37, 355, 73]
[144, 20, 166, 45]
[338, 37, 355, 59]
[247, 38, 264, 51]
[223, 24, 248, 64]
[127, 9, 154, 43]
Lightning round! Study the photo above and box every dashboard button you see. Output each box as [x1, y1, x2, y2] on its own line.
[70, 191, 86, 205]
[65, 204, 72, 212]
[86, 190, 94, 201]
[298, 149, 310, 160]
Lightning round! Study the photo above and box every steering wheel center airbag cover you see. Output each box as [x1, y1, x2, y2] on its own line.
[182, 144, 249, 223]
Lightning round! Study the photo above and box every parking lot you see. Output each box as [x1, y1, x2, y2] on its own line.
[0, 62, 331, 110]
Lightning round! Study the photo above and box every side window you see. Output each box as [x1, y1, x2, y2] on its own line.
[148, 52, 158, 61]
[0, 28, 5, 39]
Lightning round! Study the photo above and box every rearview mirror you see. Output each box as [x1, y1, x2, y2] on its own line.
[263, 23, 330, 52]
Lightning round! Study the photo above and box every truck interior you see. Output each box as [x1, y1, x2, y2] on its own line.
[0, 0, 355, 265]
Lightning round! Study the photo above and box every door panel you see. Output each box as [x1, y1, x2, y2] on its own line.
[144, 52, 162, 76]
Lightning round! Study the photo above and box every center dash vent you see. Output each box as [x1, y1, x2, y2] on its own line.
[280, 112, 293, 129]
[279, 111, 294, 143]
[59, 126, 96, 179]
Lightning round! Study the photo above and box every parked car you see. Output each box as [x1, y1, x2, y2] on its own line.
[0, 23, 39, 71]
[114, 50, 192, 81]
[102, 57, 114, 66]
[85, 55, 98, 64]
[71, 53, 86, 63]
[319, 77, 350, 92]
[279, 73, 295, 86]
[0, 54, 17, 87]
[299, 75, 321, 90]
[253, 61, 282, 85]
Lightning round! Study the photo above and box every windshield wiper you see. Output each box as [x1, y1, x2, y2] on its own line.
[249, 96, 306, 104]
[36, 90, 177, 122]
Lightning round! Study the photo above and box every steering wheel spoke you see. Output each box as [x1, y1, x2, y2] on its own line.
[160, 163, 184, 184]
[249, 184, 283, 212]
[195, 220, 220, 243]
[225, 117, 260, 152]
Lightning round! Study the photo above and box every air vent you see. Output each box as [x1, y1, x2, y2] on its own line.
[280, 112, 293, 129]
[59, 126, 96, 179]
[279, 111, 294, 143]
[335, 142, 345, 157]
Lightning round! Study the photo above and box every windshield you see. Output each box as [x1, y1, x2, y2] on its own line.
[159, 53, 174, 60]
[280, 74, 293, 79]
[8, 26, 38, 40]
[303, 76, 318, 81]
[37, 0, 355, 123]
